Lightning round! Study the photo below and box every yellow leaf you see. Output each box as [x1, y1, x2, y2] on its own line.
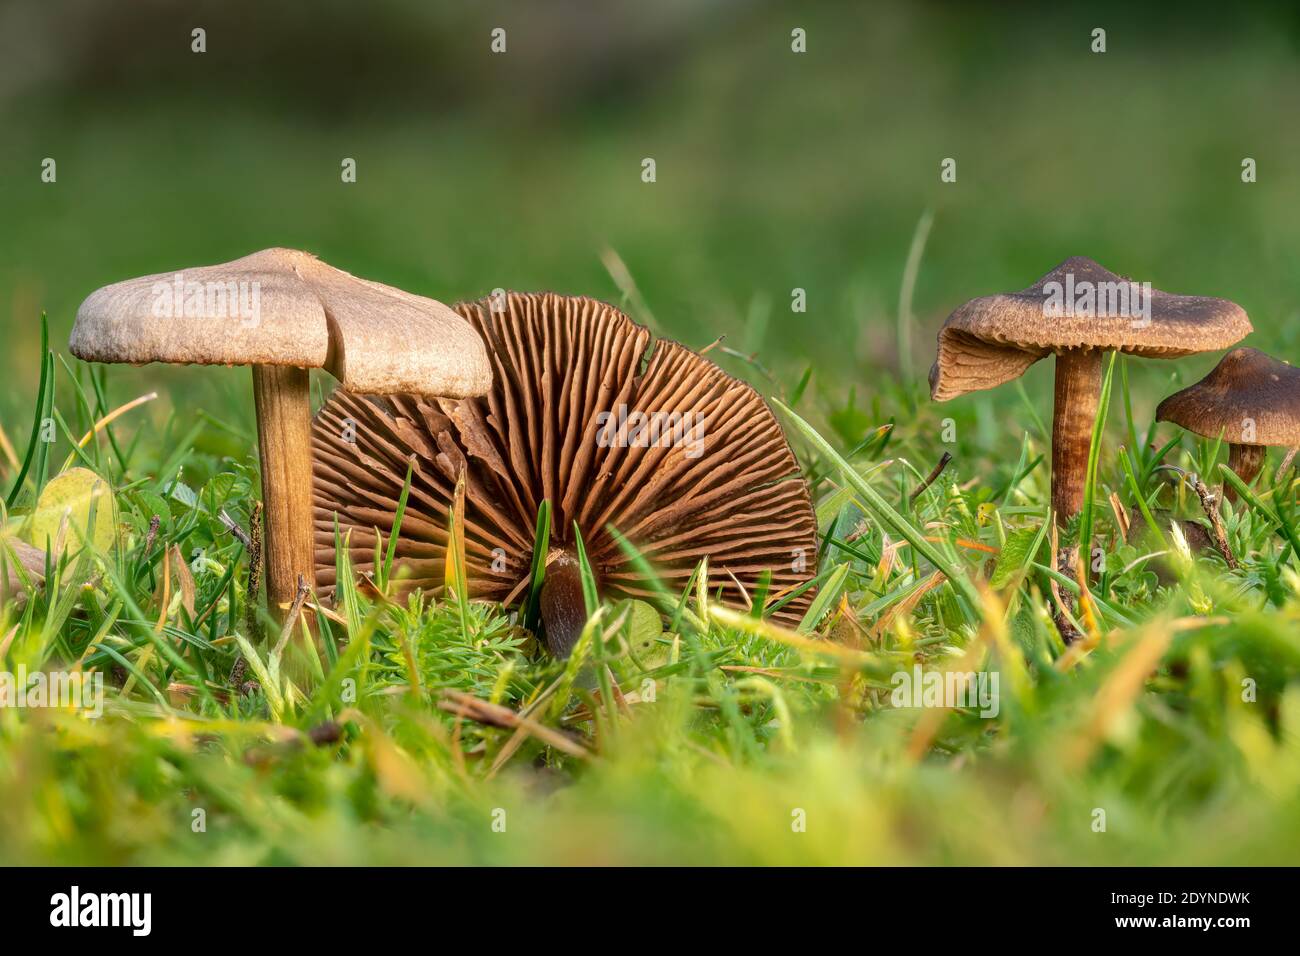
[26, 468, 116, 563]
[622, 598, 668, 667]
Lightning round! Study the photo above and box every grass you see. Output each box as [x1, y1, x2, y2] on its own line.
[2, 306, 1299, 866]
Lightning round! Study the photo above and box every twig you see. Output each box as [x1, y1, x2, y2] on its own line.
[1161, 465, 1239, 570]
[142, 514, 161, 556]
[843, 518, 870, 544]
[909, 451, 953, 505]
[272, 574, 312, 660]
[438, 690, 591, 759]
[218, 509, 252, 548]
[1049, 525, 1084, 646]
[243, 502, 264, 638]
[1187, 473, 1238, 570]
[486, 677, 564, 778]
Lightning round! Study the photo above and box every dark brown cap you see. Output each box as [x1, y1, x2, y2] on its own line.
[1156, 348, 1300, 447]
[930, 256, 1251, 401]
[310, 291, 818, 625]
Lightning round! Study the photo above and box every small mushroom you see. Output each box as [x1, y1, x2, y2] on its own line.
[70, 248, 491, 617]
[1, 537, 46, 605]
[311, 291, 818, 656]
[930, 256, 1250, 526]
[1156, 347, 1300, 501]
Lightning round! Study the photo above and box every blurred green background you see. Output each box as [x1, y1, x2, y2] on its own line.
[2, 0, 1299, 442]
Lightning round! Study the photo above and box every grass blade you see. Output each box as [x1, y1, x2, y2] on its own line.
[379, 460, 414, 592]
[774, 399, 981, 609]
[522, 500, 552, 632]
[6, 315, 53, 507]
[1078, 351, 1118, 553]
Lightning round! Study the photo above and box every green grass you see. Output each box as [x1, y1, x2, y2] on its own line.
[2, 326, 1299, 865]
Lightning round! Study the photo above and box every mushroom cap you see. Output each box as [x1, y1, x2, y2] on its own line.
[70, 248, 492, 397]
[310, 291, 819, 625]
[1156, 348, 1300, 447]
[930, 256, 1251, 401]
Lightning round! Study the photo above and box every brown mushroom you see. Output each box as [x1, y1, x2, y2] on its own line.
[930, 256, 1250, 526]
[70, 248, 492, 618]
[310, 291, 818, 656]
[1, 537, 46, 605]
[1156, 348, 1300, 501]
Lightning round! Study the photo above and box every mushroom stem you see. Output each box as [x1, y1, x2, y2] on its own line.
[538, 550, 590, 658]
[251, 365, 316, 622]
[1225, 443, 1265, 502]
[1050, 349, 1104, 527]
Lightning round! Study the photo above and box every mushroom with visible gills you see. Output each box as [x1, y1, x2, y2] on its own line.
[929, 256, 1250, 527]
[1156, 347, 1300, 501]
[70, 248, 492, 619]
[310, 291, 819, 657]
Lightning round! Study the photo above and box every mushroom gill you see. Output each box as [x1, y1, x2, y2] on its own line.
[310, 291, 818, 652]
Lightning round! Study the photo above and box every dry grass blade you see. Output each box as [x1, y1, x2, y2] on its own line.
[59, 391, 158, 472]
[708, 604, 872, 666]
[272, 574, 312, 659]
[1062, 618, 1175, 770]
[0, 423, 18, 473]
[869, 570, 945, 640]
[1048, 524, 1084, 645]
[439, 690, 591, 759]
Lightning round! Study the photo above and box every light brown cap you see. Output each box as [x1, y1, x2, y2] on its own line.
[930, 256, 1251, 401]
[70, 248, 492, 397]
[310, 291, 819, 626]
[1156, 348, 1300, 447]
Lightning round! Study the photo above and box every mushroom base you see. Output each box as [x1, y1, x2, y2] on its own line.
[538, 550, 590, 659]
[1051, 349, 1104, 528]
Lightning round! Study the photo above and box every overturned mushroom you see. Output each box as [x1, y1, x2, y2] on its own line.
[71, 248, 491, 618]
[930, 256, 1250, 527]
[1156, 347, 1300, 501]
[311, 291, 818, 656]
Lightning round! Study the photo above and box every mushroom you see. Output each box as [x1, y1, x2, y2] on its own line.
[1, 538, 46, 606]
[1156, 347, 1300, 501]
[310, 291, 818, 656]
[70, 248, 492, 618]
[930, 256, 1250, 527]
